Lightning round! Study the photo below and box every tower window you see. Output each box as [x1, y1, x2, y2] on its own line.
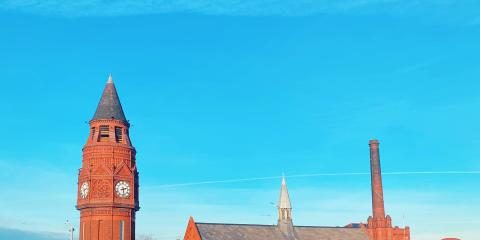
[119, 220, 124, 240]
[91, 127, 96, 140]
[99, 125, 110, 142]
[115, 127, 123, 143]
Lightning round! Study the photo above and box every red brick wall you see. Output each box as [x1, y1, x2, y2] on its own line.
[77, 119, 139, 240]
[364, 219, 410, 240]
[183, 217, 202, 240]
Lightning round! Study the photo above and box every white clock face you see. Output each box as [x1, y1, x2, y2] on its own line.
[80, 182, 89, 199]
[115, 181, 131, 198]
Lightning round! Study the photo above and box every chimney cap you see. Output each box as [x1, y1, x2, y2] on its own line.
[369, 139, 379, 145]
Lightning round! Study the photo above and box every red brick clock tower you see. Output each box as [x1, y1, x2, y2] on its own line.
[76, 75, 139, 240]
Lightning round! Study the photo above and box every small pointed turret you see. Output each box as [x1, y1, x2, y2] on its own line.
[278, 176, 292, 222]
[92, 74, 127, 122]
[277, 176, 297, 240]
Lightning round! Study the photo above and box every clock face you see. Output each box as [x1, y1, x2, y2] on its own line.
[80, 182, 89, 199]
[115, 181, 131, 198]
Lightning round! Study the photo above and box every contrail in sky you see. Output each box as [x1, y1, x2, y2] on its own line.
[151, 171, 480, 188]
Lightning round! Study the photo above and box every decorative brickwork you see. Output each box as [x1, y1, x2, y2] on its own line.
[76, 76, 139, 240]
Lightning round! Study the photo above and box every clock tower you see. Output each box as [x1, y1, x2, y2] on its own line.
[76, 75, 139, 240]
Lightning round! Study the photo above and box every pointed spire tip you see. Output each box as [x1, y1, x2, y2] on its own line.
[107, 73, 113, 83]
[278, 175, 292, 209]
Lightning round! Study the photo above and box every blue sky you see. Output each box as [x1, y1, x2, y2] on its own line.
[0, 1, 480, 240]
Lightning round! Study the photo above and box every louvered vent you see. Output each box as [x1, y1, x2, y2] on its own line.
[115, 127, 123, 143]
[91, 127, 96, 140]
[99, 125, 110, 142]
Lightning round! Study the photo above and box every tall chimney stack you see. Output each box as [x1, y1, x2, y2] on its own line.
[369, 139, 386, 219]
[366, 140, 409, 240]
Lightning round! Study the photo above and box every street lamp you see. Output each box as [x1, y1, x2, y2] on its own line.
[65, 220, 75, 240]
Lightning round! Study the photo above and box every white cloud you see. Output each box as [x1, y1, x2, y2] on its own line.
[0, 0, 468, 17]
[0, 227, 66, 240]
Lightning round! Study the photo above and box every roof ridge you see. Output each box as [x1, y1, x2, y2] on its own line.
[293, 225, 359, 229]
[195, 222, 276, 227]
[195, 222, 359, 229]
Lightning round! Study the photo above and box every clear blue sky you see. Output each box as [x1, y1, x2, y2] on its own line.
[0, 1, 479, 240]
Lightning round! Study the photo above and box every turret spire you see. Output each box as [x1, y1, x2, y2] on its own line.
[278, 175, 292, 222]
[92, 74, 127, 122]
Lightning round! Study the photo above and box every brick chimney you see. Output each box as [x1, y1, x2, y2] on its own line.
[365, 139, 410, 240]
[369, 139, 386, 220]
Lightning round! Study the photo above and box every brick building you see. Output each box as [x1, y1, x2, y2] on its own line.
[75, 76, 411, 240]
[183, 140, 410, 240]
[76, 75, 139, 240]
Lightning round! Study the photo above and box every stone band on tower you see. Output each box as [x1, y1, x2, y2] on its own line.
[76, 75, 139, 240]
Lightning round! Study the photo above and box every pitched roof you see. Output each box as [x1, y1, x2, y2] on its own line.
[196, 223, 284, 240]
[195, 223, 369, 240]
[92, 74, 127, 121]
[294, 226, 370, 240]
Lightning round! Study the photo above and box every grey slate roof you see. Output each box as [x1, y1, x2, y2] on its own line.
[295, 226, 370, 240]
[92, 75, 127, 121]
[195, 223, 370, 240]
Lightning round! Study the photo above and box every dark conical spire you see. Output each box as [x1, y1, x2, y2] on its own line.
[92, 74, 127, 121]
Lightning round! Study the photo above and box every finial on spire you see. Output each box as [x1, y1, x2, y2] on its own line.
[107, 73, 113, 83]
